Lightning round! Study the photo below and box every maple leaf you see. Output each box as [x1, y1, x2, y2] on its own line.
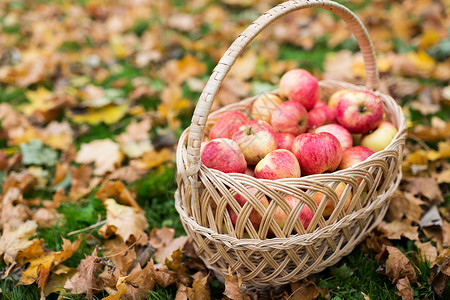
[64, 247, 103, 300]
[106, 165, 148, 184]
[69, 164, 101, 200]
[116, 118, 152, 158]
[43, 264, 76, 297]
[289, 278, 320, 300]
[386, 191, 426, 223]
[130, 148, 174, 170]
[69, 104, 129, 125]
[0, 186, 31, 229]
[149, 227, 188, 264]
[401, 177, 444, 204]
[31, 207, 62, 228]
[98, 198, 149, 245]
[161, 54, 206, 85]
[395, 277, 414, 300]
[76, 139, 123, 176]
[223, 270, 250, 300]
[0, 220, 38, 265]
[102, 276, 128, 300]
[39, 121, 74, 150]
[415, 241, 438, 265]
[96, 180, 142, 211]
[378, 220, 419, 241]
[382, 246, 417, 284]
[187, 274, 210, 300]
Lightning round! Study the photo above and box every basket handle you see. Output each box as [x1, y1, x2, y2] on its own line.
[185, 0, 379, 175]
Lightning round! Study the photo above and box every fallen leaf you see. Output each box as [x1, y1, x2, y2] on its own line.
[44, 264, 77, 297]
[0, 186, 31, 229]
[401, 177, 444, 204]
[429, 248, 450, 296]
[116, 119, 152, 158]
[19, 139, 58, 167]
[149, 227, 188, 264]
[0, 220, 38, 265]
[64, 247, 103, 299]
[40, 121, 74, 150]
[76, 139, 123, 176]
[386, 191, 426, 223]
[223, 271, 250, 300]
[96, 180, 142, 211]
[187, 274, 209, 300]
[130, 148, 174, 170]
[31, 207, 62, 228]
[419, 205, 443, 228]
[166, 250, 190, 286]
[98, 199, 148, 245]
[69, 104, 129, 125]
[290, 279, 320, 300]
[384, 246, 417, 284]
[413, 117, 450, 142]
[102, 276, 128, 300]
[69, 165, 101, 200]
[415, 241, 438, 265]
[161, 55, 206, 85]
[106, 165, 148, 183]
[395, 277, 414, 300]
[378, 220, 419, 241]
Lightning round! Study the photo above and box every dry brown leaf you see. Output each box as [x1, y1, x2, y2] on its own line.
[161, 55, 206, 85]
[40, 121, 74, 150]
[442, 220, 450, 248]
[64, 247, 103, 299]
[401, 177, 444, 204]
[166, 250, 190, 286]
[187, 274, 209, 300]
[150, 260, 178, 288]
[396, 277, 414, 300]
[0, 186, 31, 229]
[43, 265, 77, 297]
[149, 227, 188, 264]
[96, 180, 141, 211]
[432, 168, 450, 184]
[384, 246, 417, 284]
[20, 88, 73, 123]
[69, 164, 101, 201]
[0, 220, 38, 265]
[130, 148, 174, 170]
[98, 199, 148, 245]
[228, 50, 258, 81]
[116, 118, 152, 158]
[290, 279, 320, 300]
[52, 162, 69, 188]
[223, 271, 249, 300]
[378, 220, 419, 241]
[429, 248, 450, 296]
[106, 165, 148, 183]
[31, 207, 62, 228]
[413, 117, 450, 142]
[415, 241, 438, 265]
[386, 191, 426, 223]
[76, 139, 123, 176]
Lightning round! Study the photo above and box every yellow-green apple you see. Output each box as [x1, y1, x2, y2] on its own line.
[339, 146, 375, 170]
[209, 111, 248, 140]
[201, 138, 247, 173]
[336, 91, 384, 134]
[328, 89, 350, 109]
[315, 124, 353, 152]
[271, 100, 308, 135]
[307, 105, 336, 130]
[227, 187, 269, 229]
[255, 149, 301, 180]
[311, 182, 352, 217]
[361, 121, 398, 152]
[291, 132, 343, 175]
[273, 195, 314, 230]
[276, 132, 296, 151]
[279, 69, 319, 110]
[232, 120, 278, 165]
[250, 93, 283, 123]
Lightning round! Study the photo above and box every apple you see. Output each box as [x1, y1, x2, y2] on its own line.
[279, 69, 319, 110]
[209, 111, 248, 140]
[250, 93, 283, 123]
[227, 187, 269, 229]
[273, 195, 314, 231]
[311, 182, 352, 217]
[245, 166, 255, 177]
[232, 120, 278, 165]
[276, 132, 296, 151]
[336, 91, 384, 134]
[201, 138, 247, 173]
[255, 149, 301, 180]
[315, 124, 353, 152]
[361, 121, 398, 152]
[339, 146, 375, 170]
[291, 132, 342, 175]
[271, 100, 308, 136]
[328, 89, 350, 109]
[307, 105, 336, 130]
[313, 100, 327, 109]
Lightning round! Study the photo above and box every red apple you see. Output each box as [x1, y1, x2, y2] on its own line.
[336, 91, 384, 134]
[276, 132, 295, 151]
[312, 182, 352, 217]
[307, 105, 336, 130]
[271, 100, 308, 136]
[232, 120, 278, 165]
[244, 166, 255, 177]
[315, 124, 353, 152]
[273, 195, 314, 230]
[201, 138, 247, 173]
[361, 121, 398, 152]
[339, 146, 375, 170]
[255, 149, 301, 180]
[228, 187, 269, 229]
[279, 69, 319, 110]
[313, 100, 327, 109]
[250, 93, 283, 123]
[328, 89, 351, 109]
[291, 132, 343, 175]
[209, 111, 248, 140]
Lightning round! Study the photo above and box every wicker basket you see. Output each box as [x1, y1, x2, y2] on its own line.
[175, 0, 407, 288]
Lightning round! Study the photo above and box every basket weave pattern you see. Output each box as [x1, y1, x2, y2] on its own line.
[175, 0, 407, 288]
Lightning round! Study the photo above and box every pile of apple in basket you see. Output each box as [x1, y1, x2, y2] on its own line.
[201, 69, 398, 231]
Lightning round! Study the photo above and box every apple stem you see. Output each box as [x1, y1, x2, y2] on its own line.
[358, 106, 367, 113]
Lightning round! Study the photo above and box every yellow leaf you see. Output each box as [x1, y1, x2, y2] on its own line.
[0, 220, 38, 265]
[130, 148, 174, 170]
[69, 104, 129, 125]
[102, 276, 128, 300]
[418, 30, 441, 50]
[405, 51, 436, 75]
[20, 87, 53, 115]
